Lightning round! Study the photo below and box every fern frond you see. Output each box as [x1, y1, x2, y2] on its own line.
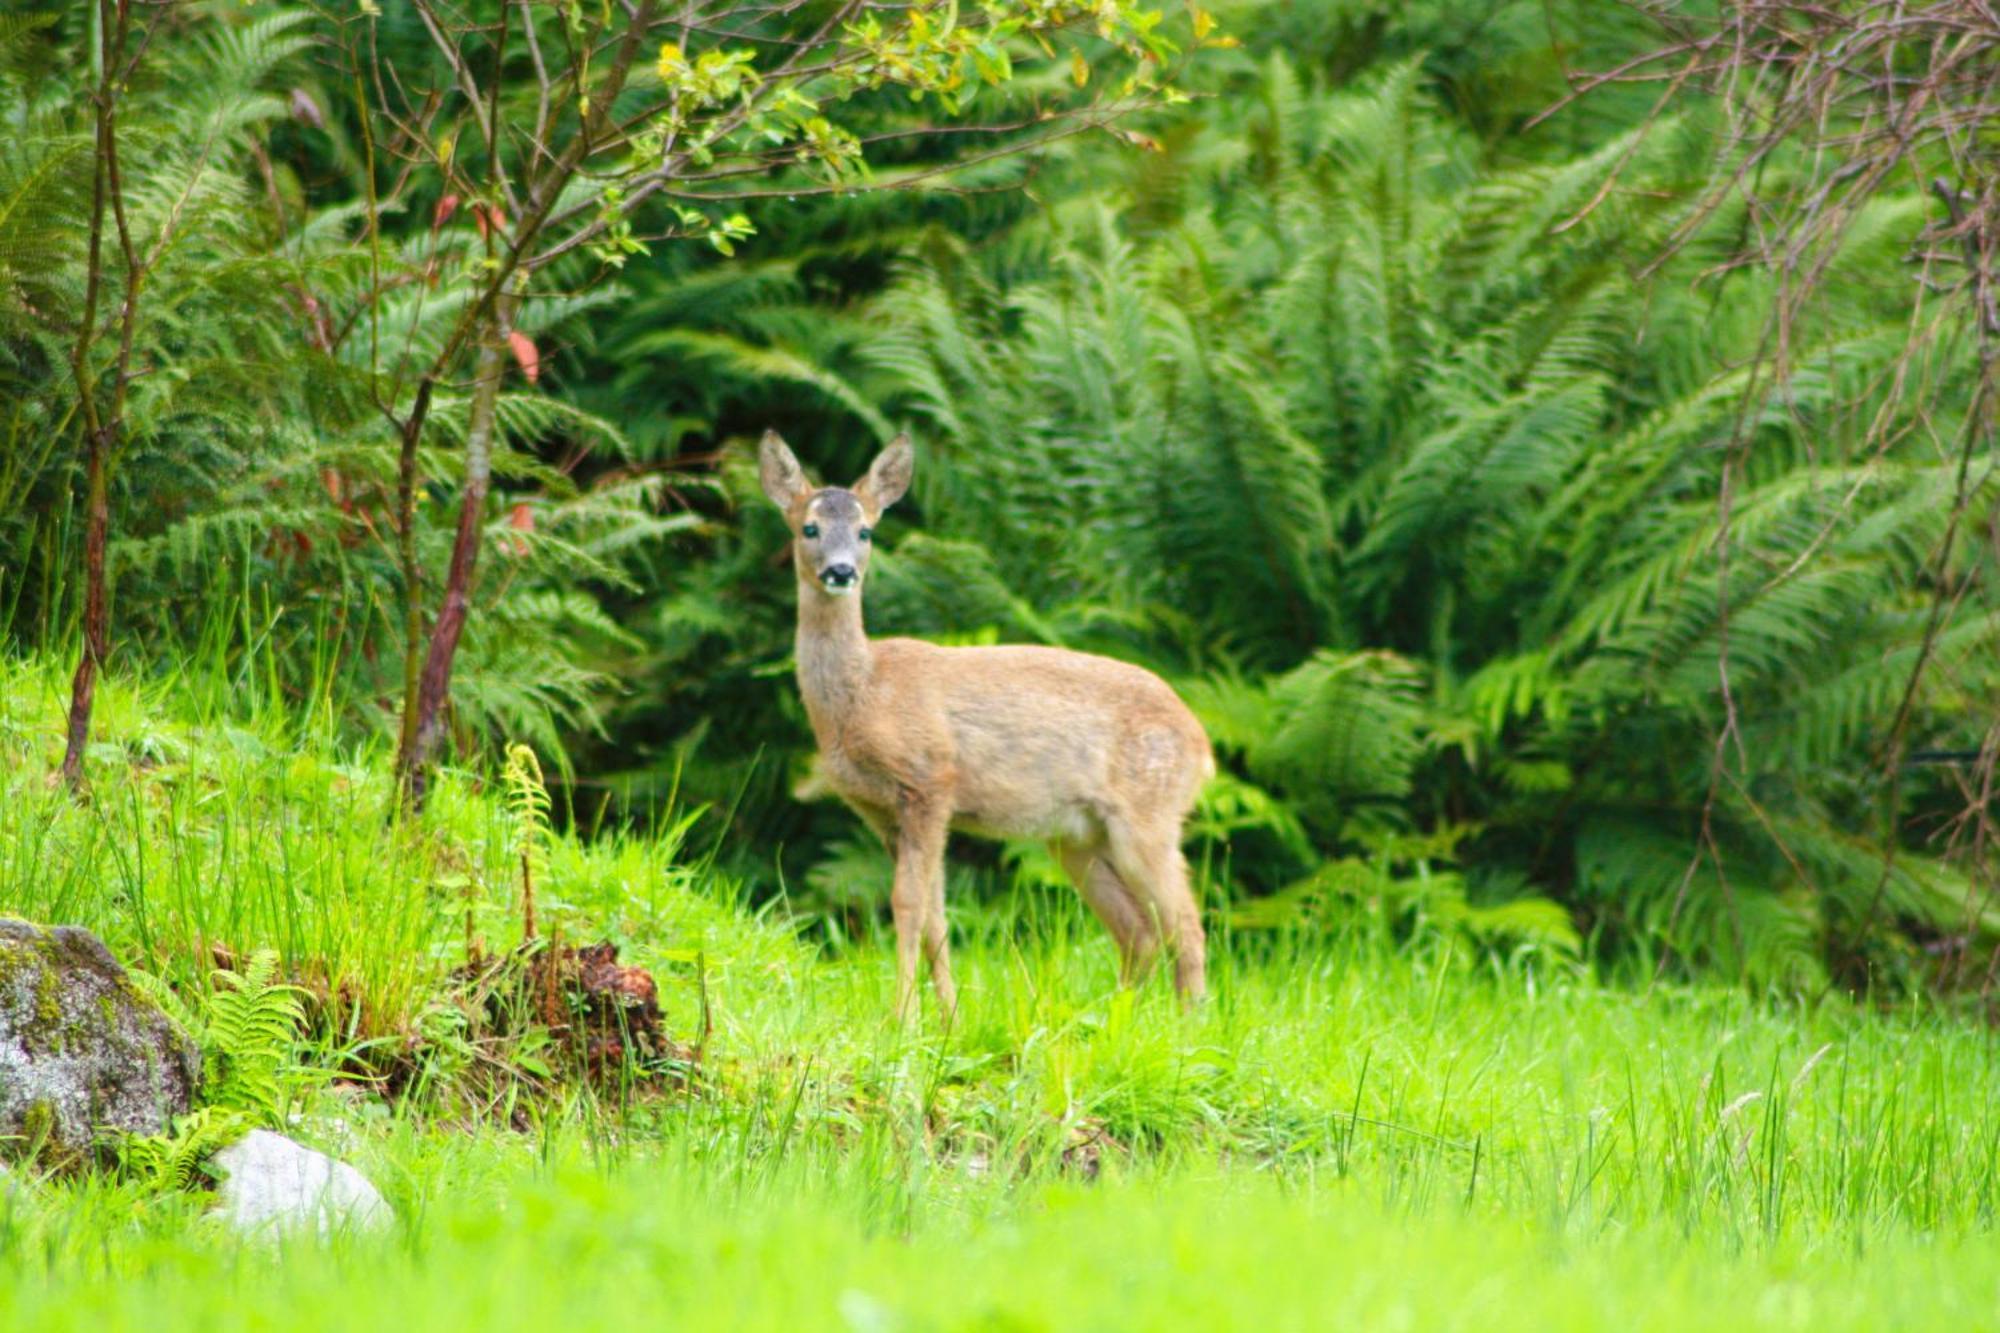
[203, 950, 306, 1124]
[503, 742, 554, 889]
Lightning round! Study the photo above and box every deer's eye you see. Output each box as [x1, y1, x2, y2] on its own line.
[801, 522, 820, 539]
[859, 527, 873, 543]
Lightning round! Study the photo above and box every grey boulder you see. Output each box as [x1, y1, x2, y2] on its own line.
[209, 1129, 393, 1238]
[0, 919, 199, 1165]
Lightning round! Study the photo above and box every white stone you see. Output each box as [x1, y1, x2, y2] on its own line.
[209, 1130, 393, 1239]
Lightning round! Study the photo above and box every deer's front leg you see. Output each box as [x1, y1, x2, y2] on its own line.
[920, 847, 958, 1023]
[892, 793, 951, 1024]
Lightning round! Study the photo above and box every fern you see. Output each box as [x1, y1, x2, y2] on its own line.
[202, 952, 308, 1124]
[845, 38, 1996, 992]
[114, 1107, 246, 1195]
[113, 951, 304, 1195]
[130, 951, 305, 1124]
[503, 742, 553, 940]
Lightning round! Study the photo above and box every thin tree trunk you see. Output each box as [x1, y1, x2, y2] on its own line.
[400, 296, 514, 807]
[59, 431, 110, 788]
[389, 0, 653, 810]
[60, 0, 130, 793]
[393, 376, 436, 786]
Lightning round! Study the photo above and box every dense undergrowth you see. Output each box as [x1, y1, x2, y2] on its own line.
[4, 660, 2000, 1329]
[8, 2, 1997, 1000]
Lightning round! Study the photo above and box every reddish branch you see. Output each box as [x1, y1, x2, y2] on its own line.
[61, 0, 143, 792]
[396, 0, 663, 806]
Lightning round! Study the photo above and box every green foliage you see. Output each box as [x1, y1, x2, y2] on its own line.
[1230, 822, 1581, 959]
[838, 51, 1999, 987]
[502, 742, 554, 894]
[130, 950, 307, 1126]
[114, 950, 307, 1195]
[6, 646, 2000, 1327]
[8, 674, 2000, 1326]
[0, 4, 679, 761]
[10, 3, 2000, 1307]
[4, 0, 1995, 996]
[1190, 651, 1429, 828]
[198, 952, 309, 1124]
[110, 1107, 239, 1196]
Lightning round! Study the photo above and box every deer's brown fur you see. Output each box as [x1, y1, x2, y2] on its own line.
[759, 431, 1213, 1019]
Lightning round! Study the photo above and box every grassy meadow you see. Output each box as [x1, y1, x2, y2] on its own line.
[7, 2, 2000, 1328]
[4, 657, 1999, 1331]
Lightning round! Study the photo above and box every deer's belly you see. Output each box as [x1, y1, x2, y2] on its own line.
[948, 782, 1099, 843]
[823, 740, 1101, 843]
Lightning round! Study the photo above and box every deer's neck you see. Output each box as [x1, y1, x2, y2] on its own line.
[795, 583, 873, 740]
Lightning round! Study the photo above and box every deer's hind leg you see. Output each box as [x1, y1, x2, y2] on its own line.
[1055, 841, 1161, 987]
[1101, 812, 1207, 1003]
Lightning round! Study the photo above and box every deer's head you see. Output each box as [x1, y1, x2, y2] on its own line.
[758, 431, 912, 598]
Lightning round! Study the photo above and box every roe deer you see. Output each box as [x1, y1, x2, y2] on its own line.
[758, 431, 1214, 1019]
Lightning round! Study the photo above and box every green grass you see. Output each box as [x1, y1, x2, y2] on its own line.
[3, 656, 1999, 1330]
[9, 1154, 2000, 1331]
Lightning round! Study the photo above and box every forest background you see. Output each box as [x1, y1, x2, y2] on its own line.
[6, 0, 1999, 1001]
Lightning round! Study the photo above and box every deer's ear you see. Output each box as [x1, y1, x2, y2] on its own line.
[758, 431, 809, 510]
[855, 434, 913, 512]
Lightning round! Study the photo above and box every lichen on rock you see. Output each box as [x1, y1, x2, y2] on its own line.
[0, 919, 199, 1168]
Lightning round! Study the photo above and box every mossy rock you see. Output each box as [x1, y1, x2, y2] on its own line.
[0, 919, 198, 1169]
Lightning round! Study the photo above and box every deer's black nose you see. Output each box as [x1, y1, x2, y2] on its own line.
[821, 563, 858, 587]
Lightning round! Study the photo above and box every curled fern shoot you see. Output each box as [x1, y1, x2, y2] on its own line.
[504, 742, 553, 943]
